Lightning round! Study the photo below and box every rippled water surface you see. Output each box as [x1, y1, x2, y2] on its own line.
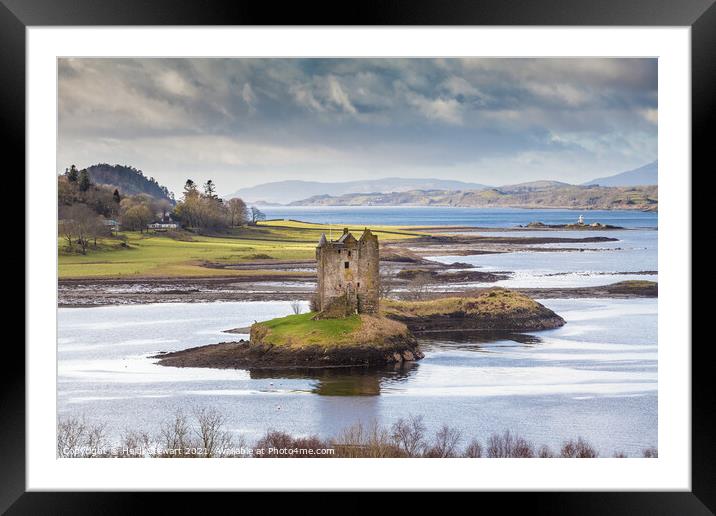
[58, 207, 658, 455]
[58, 298, 657, 455]
[261, 206, 657, 228]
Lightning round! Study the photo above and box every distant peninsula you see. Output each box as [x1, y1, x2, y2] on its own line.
[288, 182, 657, 211]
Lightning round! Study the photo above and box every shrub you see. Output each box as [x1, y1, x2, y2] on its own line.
[425, 425, 462, 458]
[255, 430, 331, 458]
[333, 421, 405, 458]
[57, 416, 110, 457]
[538, 445, 555, 458]
[487, 430, 535, 458]
[642, 447, 658, 458]
[464, 438, 483, 458]
[560, 437, 599, 458]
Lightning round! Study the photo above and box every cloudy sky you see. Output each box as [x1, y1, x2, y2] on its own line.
[58, 58, 657, 196]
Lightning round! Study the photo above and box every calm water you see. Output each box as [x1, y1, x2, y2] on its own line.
[58, 207, 658, 456]
[261, 206, 657, 229]
[431, 229, 657, 288]
[58, 298, 657, 456]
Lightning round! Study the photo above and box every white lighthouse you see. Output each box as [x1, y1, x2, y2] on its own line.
[578, 215, 584, 225]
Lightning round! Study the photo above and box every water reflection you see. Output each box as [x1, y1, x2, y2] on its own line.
[245, 330, 537, 395]
[417, 330, 541, 347]
[248, 362, 420, 396]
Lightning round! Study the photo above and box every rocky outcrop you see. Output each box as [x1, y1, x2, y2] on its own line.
[153, 335, 423, 370]
[382, 288, 566, 333]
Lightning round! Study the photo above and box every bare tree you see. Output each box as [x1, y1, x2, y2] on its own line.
[158, 410, 192, 457]
[425, 424, 462, 458]
[538, 445, 556, 458]
[378, 268, 395, 299]
[58, 219, 77, 251]
[407, 272, 432, 301]
[560, 437, 598, 458]
[390, 414, 426, 457]
[120, 429, 153, 458]
[192, 406, 233, 457]
[642, 447, 658, 458]
[155, 198, 174, 221]
[57, 416, 87, 457]
[227, 197, 248, 227]
[61, 204, 98, 254]
[57, 416, 109, 457]
[88, 214, 109, 248]
[464, 438, 483, 458]
[487, 430, 535, 458]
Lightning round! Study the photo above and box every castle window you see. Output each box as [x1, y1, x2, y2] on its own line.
[347, 251, 352, 257]
[344, 262, 349, 269]
[357, 282, 360, 288]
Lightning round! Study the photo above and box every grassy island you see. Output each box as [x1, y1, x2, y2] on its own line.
[250, 313, 412, 349]
[154, 289, 566, 371]
[382, 288, 566, 332]
[155, 312, 421, 370]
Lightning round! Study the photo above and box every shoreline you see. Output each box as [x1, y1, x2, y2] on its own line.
[58, 281, 657, 307]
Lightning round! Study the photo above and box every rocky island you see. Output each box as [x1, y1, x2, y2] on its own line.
[382, 288, 565, 333]
[154, 230, 566, 371]
[519, 216, 624, 230]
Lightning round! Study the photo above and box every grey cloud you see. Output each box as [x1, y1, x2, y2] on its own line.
[58, 58, 657, 195]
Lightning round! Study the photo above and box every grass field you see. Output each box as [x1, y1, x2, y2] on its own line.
[251, 311, 411, 349]
[381, 288, 541, 317]
[58, 220, 425, 279]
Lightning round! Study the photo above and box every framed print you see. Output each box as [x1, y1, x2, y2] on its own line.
[6, 0, 712, 511]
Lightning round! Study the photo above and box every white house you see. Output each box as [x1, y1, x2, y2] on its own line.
[147, 222, 178, 231]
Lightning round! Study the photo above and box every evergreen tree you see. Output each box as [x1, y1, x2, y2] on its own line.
[67, 164, 79, 183]
[184, 179, 198, 197]
[78, 169, 91, 192]
[204, 179, 217, 198]
[113, 189, 121, 204]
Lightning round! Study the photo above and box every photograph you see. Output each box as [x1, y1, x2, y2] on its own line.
[55, 57, 660, 460]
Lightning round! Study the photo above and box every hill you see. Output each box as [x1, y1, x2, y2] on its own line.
[583, 161, 657, 187]
[84, 163, 175, 202]
[290, 183, 657, 211]
[225, 177, 490, 204]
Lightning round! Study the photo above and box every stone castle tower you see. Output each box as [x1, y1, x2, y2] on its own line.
[315, 228, 379, 317]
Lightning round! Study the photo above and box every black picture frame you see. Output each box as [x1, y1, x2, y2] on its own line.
[5, 0, 710, 511]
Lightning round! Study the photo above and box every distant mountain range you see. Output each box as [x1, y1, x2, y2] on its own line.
[85, 163, 175, 202]
[226, 161, 657, 207]
[583, 161, 657, 187]
[290, 183, 658, 211]
[225, 177, 490, 204]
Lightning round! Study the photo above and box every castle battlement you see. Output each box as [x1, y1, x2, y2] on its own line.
[315, 228, 380, 316]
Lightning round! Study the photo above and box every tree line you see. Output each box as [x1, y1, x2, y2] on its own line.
[171, 178, 265, 231]
[58, 165, 264, 254]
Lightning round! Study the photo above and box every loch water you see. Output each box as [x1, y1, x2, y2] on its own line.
[58, 208, 658, 456]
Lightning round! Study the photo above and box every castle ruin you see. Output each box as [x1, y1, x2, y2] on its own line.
[315, 228, 379, 317]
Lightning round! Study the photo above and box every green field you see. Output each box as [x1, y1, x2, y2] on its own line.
[251, 311, 411, 349]
[58, 220, 424, 279]
[255, 312, 362, 347]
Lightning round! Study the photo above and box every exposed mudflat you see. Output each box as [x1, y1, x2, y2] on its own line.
[58, 228, 653, 306]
